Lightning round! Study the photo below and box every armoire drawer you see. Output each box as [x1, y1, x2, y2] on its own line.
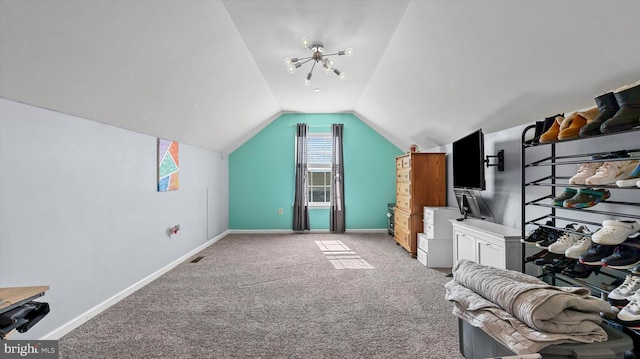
[396, 155, 411, 169]
[396, 169, 410, 182]
[394, 209, 411, 231]
[396, 182, 411, 197]
[394, 226, 410, 247]
[396, 195, 411, 211]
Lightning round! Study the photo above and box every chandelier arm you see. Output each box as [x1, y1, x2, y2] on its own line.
[298, 58, 315, 66]
[321, 52, 342, 57]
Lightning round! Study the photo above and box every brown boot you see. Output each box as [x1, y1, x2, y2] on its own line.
[559, 106, 598, 140]
[539, 115, 563, 143]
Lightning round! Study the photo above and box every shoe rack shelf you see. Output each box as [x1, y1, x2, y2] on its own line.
[521, 126, 640, 285]
[521, 125, 640, 347]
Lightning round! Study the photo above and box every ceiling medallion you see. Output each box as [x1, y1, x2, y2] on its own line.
[284, 37, 353, 86]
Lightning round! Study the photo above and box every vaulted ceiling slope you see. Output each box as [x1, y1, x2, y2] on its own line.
[1, 1, 639, 154]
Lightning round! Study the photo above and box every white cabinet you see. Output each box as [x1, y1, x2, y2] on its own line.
[451, 218, 522, 271]
[417, 206, 459, 268]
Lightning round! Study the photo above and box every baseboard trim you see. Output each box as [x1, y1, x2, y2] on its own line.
[41, 230, 230, 340]
[228, 229, 387, 234]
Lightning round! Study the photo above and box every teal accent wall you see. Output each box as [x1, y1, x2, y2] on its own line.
[229, 113, 404, 230]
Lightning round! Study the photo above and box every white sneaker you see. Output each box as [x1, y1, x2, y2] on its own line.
[618, 297, 640, 326]
[548, 225, 588, 254]
[609, 274, 640, 306]
[616, 162, 640, 187]
[569, 162, 601, 185]
[586, 160, 640, 185]
[564, 234, 592, 259]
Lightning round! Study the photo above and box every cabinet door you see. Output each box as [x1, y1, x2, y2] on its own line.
[454, 232, 476, 264]
[477, 238, 505, 269]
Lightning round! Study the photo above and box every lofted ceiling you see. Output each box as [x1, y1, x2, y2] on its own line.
[1, 0, 639, 154]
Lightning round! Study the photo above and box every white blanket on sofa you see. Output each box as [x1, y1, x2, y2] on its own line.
[444, 259, 611, 354]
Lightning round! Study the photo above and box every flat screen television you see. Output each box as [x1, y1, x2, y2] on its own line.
[452, 129, 486, 191]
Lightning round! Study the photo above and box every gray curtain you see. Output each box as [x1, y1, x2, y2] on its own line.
[293, 123, 310, 231]
[330, 123, 345, 233]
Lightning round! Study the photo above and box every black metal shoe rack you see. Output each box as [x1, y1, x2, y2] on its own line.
[521, 125, 640, 353]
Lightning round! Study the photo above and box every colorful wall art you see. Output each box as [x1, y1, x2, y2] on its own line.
[157, 138, 179, 191]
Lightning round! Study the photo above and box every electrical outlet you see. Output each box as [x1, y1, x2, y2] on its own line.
[278, 208, 283, 215]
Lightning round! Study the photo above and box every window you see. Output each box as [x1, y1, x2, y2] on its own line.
[307, 133, 332, 206]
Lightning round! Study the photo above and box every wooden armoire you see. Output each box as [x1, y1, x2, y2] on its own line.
[394, 152, 446, 257]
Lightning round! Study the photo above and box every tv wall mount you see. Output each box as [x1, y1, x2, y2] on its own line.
[485, 149, 504, 171]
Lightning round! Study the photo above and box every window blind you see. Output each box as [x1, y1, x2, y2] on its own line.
[307, 134, 331, 168]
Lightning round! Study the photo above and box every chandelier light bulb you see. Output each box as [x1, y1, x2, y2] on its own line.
[333, 68, 347, 81]
[344, 48, 353, 57]
[301, 37, 311, 49]
[287, 64, 297, 74]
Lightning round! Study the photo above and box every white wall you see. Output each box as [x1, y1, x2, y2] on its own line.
[433, 123, 639, 230]
[0, 98, 229, 339]
[429, 124, 528, 229]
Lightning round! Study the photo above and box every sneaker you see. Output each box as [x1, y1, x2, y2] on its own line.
[524, 249, 550, 263]
[548, 225, 589, 254]
[536, 228, 562, 249]
[601, 244, 640, 270]
[533, 252, 565, 266]
[617, 298, 640, 326]
[543, 257, 576, 273]
[579, 243, 616, 265]
[592, 220, 640, 245]
[563, 188, 610, 208]
[561, 261, 599, 279]
[523, 221, 555, 243]
[551, 188, 577, 207]
[565, 228, 593, 259]
[608, 274, 640, 306]
[616, 162, 640, 187]
[586, 160, 640, 185]
[569, 162, 602, 185]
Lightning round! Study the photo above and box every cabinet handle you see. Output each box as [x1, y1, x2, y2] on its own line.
[480, 241, 498, 250]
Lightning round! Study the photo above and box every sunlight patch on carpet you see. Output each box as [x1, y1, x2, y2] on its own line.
[315, 240, 374, 269]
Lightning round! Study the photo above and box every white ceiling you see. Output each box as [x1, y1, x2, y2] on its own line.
[1, 0, 639, 154]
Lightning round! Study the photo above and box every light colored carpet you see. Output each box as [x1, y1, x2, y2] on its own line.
[59, 233, 463, 358]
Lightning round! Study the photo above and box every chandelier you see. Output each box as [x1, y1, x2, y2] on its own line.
[284, 37, 353, 86]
